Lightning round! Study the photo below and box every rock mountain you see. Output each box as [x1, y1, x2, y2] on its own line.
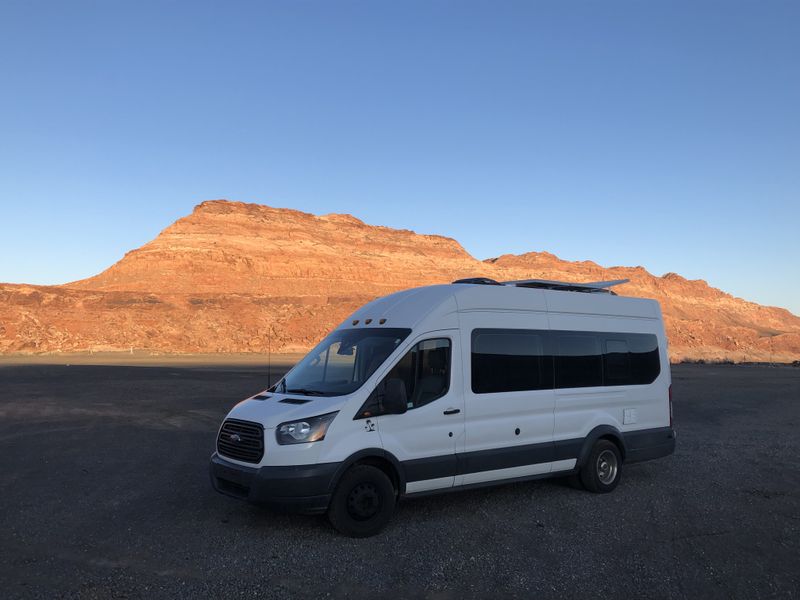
[2, 200, 798, 362]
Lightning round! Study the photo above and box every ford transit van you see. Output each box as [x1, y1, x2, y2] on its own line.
[210, 278, 676, 537]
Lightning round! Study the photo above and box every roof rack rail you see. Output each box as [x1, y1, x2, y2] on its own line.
[451, 277, 629, 295]
[502, 278, 629, 294]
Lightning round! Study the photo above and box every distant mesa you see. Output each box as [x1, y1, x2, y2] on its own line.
[1, 199, 799, 362]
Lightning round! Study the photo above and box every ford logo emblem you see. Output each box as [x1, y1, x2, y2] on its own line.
[229, 433, 242, 443]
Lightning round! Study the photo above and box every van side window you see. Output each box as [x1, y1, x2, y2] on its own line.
[359, 338, 451, 416]
[603, 339, 631, 383]
[472, 329, 552, 394]
[625, 333, 661, 384]
[468, 329, 661, 395]
[555, 334, 603, 388]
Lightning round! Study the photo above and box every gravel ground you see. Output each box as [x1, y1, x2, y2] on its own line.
[0, 363, 798, 599]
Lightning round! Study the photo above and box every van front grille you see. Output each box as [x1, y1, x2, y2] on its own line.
[217, 419, 264, 463]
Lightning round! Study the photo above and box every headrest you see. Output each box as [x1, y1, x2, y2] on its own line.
[427, 348, 447, 371]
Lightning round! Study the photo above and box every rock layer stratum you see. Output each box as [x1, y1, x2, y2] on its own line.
[2, 200, 798, 362]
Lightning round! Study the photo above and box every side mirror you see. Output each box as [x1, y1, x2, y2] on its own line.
[381, 378, 408, 415]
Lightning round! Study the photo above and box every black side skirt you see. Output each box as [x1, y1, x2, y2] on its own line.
[401, 426, 676, 491]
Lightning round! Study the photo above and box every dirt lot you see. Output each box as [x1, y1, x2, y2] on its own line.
[0, 363, 798, 599]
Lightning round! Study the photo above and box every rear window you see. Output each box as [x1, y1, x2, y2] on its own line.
[615, 332, 660, 385]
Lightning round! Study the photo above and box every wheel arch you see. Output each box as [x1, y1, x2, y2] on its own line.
[328, 448, 406, 496]
[576, 425, 626, 468]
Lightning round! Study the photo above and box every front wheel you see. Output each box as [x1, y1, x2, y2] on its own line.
[580, 439, 622, 493]
[327, 465, 396, 537]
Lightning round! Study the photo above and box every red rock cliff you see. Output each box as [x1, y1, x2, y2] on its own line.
[2, 200, 798, 362]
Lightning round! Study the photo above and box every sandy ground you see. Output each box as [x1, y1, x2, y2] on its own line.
[0, 363, 798, 598]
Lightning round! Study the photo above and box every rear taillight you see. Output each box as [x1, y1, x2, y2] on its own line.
[668, 384, 673, 427]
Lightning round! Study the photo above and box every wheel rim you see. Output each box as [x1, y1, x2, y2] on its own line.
[346, 482, 381, 521]
[596, 449, 618, 485]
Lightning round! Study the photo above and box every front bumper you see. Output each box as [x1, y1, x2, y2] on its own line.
[209, 453, 339, 515]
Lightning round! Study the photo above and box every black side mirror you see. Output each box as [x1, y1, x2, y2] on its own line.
[381, 378, 408, 415]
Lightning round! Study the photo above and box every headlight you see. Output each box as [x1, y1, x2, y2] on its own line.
[276, 412, 338, 445]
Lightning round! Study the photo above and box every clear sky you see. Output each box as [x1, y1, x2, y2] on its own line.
[1, 1, 798, 314]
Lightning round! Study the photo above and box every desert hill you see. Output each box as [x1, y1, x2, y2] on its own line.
[2, 200, 798, 362]
[68, 201, 479, 296]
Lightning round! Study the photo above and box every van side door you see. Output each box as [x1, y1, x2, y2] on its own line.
[361, 331, 465, 494]
[459, 314, 556, 486]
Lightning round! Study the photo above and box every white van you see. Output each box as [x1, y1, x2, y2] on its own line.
[210, 278, 676, 537]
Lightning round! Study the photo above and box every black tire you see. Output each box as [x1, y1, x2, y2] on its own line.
[580, 439, 622, 493]
[327, 465, 396, 538]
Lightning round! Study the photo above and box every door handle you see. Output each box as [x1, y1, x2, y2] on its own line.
[443, 408, 461, 415]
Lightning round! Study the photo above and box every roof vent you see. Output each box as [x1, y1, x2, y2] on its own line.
[452, 277, 502, 285]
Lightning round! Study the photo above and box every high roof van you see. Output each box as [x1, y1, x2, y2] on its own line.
[210, 278, 676, 537]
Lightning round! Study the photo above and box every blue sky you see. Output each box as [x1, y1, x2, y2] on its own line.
[1, 1, 798, 314]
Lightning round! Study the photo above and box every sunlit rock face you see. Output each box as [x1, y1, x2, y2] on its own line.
[2, 199, 798, 362]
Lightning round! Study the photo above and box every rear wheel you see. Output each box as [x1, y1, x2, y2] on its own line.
[327, 465, 396, 537]
[580, 439, 622, 493]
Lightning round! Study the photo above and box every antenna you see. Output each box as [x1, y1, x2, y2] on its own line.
[267, 326, 272, 389]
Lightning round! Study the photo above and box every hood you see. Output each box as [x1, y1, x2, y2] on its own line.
[225, 391, 351, 429]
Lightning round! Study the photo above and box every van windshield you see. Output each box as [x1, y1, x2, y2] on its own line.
[272, 328, 411, 397]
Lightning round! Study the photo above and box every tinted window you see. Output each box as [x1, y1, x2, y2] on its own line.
[468, 328, 660, 393]
[359, 338, 451, 416]
[472, 329, 552, 393]
[624, 333, 660, 384]
[555, 334, 603, 388]
[603, 339, 631, 382]
[388, 338, 451, 408]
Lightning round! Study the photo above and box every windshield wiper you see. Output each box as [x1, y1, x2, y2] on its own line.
[285, 388, 325, 396]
